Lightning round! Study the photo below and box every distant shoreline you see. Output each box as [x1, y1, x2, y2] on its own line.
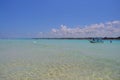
[32, 37, 120, 40]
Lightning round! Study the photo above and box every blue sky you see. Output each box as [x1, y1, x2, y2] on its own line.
[0, 0, 120, 38]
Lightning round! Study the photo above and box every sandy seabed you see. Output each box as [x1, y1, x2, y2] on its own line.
[0, 58, 120, 80]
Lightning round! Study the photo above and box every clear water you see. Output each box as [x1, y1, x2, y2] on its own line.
[0, 39, 120, 80]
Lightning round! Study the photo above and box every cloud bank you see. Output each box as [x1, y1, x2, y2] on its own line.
[39, 20, 120, 38]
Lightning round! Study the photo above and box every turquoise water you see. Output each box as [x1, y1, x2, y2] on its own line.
[0, 39, 120, 80]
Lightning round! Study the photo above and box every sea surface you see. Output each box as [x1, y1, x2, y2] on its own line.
[0, 39, 120, 80]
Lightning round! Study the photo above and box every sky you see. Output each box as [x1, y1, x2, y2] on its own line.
[0, 0, 120, 38]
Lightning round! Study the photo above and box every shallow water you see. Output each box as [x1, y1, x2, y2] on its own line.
[0, 39, 120, 80]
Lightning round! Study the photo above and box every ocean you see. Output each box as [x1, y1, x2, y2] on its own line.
[0, 39, 120, 80]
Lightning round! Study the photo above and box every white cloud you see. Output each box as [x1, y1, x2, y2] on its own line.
[38, 20, 120, 38]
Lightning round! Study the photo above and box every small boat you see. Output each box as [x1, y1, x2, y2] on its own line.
[89, 38, 104, 43]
